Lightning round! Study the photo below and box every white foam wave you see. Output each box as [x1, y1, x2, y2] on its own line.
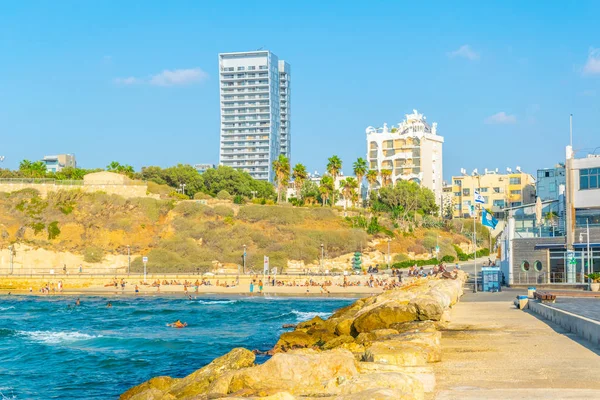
[19, 330, 100, 344]
[0, 306, 15, 311]
[291, 310, 331, 321]
[197, 300, 237, 305]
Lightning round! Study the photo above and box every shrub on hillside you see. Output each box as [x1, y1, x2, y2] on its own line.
[214, 205, 234, 218]
[217, 190, 231, 200]
[174, 201, 207, 218]
[238, 205, 303, 225]
[407, 243, 427, 255]
[47, 221, 61, 240]
[441, 255, 455, 263]
[130, 198, 174, 222]
[84, 246, 105, 263]
[193, 191, 212, 200]
[394, 253, 410, 263]
[233, 195, 246, 204]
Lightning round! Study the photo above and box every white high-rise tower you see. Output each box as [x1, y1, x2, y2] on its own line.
[218, 50, 291, 181]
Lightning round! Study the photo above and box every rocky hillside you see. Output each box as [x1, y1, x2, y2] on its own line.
[0, 189, 478, 273]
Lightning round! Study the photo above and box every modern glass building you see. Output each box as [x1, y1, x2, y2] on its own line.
[218, 51, 291, 182]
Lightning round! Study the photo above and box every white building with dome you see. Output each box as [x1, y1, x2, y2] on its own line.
[366, 109, 444, 204]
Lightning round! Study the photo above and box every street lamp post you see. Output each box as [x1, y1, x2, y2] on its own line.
[127, 245, 131, 275]
[387, 238, 391, 268]
[8, 245, 14, 275]
[321, 243, 324, 273]
[243, 244, 246, 274]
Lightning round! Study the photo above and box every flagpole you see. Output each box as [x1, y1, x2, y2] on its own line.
[473, 180, 477, 293]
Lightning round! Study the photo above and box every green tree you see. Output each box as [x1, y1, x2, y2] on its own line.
[292, 163, 308, 199]
[106, 161, 135, 177]
[380, 168, 392, 187]
[340, 177, 358, 209]
[319, 175, 334, 206]
[372, 180, 438, 223]
[366, 169, 378, 190]
[19, 160, 47, 178]
[273, 154, 290, 203]
[326, 155, 342, 205]
[353, 158, 368, 207]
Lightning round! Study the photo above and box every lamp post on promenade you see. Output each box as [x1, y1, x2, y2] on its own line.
[127, 245, 131, 275]
[8, 245, 14, 275]
[243, 244, 247, 274]
[387, 238, 391, 268]
[321, 243, 324, 274]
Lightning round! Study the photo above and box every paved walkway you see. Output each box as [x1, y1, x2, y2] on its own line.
[433, 290, 600, 400]
[550, 297, 600, 322]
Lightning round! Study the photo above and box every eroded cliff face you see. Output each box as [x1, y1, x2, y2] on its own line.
[121, 273, 467, 400]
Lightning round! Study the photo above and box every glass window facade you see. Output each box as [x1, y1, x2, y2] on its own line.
[580, 168, 600, 190]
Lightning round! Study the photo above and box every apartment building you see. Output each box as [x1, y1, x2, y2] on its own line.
[366, 110, 444, 202]
[278, 60, 291, 161]
[536, 164, 566, 201]
[42, 154, 77, 173]
[451, 168, 536, 219]
[218, 50, 290, 182]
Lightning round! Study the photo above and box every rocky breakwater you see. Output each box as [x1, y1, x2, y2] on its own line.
[120, 272, 466, 400]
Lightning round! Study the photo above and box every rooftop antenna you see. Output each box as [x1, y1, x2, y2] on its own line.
[257, 46, 264, 51]
[570, 114, 573, 147]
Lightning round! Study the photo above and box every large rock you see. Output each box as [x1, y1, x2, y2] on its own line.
[364, 341, 438, 367]
[120, 376, 176, 400]
[390, 320, 437, 334]
[209, 349, 359, 397]
[322, 334, 355, 350]
[409, 295, 444, 321]
[120, 348, 255, 400]
[337, 372, 424, 399]
[358, 363, 436, 393]
[352, 305, 417, 333]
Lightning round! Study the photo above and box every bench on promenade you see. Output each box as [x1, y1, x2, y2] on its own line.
[534, 291, 556, 303]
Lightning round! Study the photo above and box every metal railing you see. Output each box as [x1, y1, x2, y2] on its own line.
[0, 178, 146, 186]
[514, 271, 588, 284]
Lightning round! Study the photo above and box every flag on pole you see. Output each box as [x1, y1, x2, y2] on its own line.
[263, 256, 270, 274]
[474, 190, 485, 204]
[481, 208, 498, 229]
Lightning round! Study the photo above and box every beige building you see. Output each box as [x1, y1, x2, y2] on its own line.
[451, 168, 536, 219]
[42, 154, 77, 173]
[366, 109, 444, 203]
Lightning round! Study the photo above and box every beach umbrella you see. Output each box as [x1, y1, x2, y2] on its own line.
[535, 196, 543, 226]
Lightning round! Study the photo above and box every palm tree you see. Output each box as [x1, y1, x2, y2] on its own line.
[353, 158, 367, 206]
[326, 155, 342, 205]
[272, 154, 290, 203]
[292, 163, 308, 199]
[366, 169, 378, 190]
[380, 169, 392, 187]
[340, 177, 358, 209]
[319, 175, 334, 206]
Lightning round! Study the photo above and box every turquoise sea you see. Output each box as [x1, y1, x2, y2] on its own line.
[0, 294, 354, 400]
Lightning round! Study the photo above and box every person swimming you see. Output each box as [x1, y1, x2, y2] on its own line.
[106, 302, 112, 308]
[168, 320, 187, 328]
[75, 298, 80, 306]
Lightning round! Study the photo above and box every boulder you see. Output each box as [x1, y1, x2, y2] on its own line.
[337, 372, 424, 399]
[334, 318, 354, 336]
[322, 335, 355, 350]
[274, 330, 317, 351]
[167, 347, 255, 398]
[364, 342, 434, 367]
[389, 321, 437, 334]
[209, 349, 359, 397]
[120, 376, 175, 400]
[352, 305, 417, 333]
[358, 363, 436, 393]
[220, 391, 297, 400]
[409, 295, 444, 321]
[120, 348, 255, 400]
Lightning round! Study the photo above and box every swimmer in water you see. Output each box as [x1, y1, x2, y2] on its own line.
[106, 301, 112, 308]
[168, 320, 187, 328]
[75, 298, 80, 306]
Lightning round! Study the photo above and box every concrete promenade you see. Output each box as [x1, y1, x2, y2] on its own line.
[433, 290, 600, 400]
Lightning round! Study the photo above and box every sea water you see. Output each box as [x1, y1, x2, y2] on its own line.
[0, 294, 354, 399]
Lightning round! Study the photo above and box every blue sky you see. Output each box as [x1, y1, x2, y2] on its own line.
[1, 1, 599, 180]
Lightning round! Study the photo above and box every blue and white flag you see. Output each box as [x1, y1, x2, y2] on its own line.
[474, 190, 485, 204]
[481, 208, 498, 229]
